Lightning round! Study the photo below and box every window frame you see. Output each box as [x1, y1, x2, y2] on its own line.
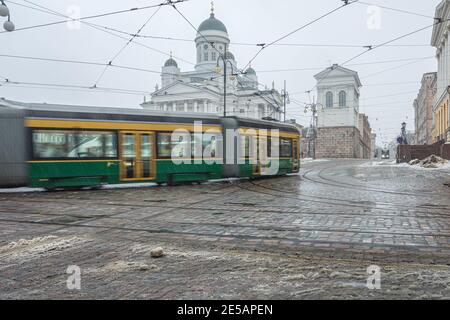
[31, 128, 118, 161]
[339, 90, 346, 107]
[326, 91, 333, 108]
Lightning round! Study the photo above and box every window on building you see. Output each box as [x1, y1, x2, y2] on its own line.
[339, 91, 346, 107]
[326, 92, 333, 108]
[176, 103, 184, 112]
[32, 130, 117, 159]
[204, 52, 209, 61]
[211, 52, 217, 61]
[187, 101, 194, 112]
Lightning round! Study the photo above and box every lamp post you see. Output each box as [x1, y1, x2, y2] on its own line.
[0, 1, 14, 32]
[304, 100, 323, 159]
[216, 44, 237, 117]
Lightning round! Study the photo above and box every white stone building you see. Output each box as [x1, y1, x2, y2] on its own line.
[142, 7, 283, 120]
[314, 64, 372, 159]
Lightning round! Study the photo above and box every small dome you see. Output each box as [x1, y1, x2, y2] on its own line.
[198, 13, 228, 33]
[164, 57, 178, 68]
[246, 67, 256, 75]
[225, 51, 235, 60]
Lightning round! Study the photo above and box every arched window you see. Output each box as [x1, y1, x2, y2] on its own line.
[326, 91, 333, 108]
[339, 91, 346, 107]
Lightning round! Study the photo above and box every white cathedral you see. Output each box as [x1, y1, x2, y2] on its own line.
[141, 6, 284, 120]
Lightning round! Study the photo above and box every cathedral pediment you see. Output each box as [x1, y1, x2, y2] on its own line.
[152, 81, 219, 98]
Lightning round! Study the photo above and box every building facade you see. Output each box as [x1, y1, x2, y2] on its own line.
[358, 113, 372, 159]
[370, 133, 377, 159]
[414, 72, 437, 145]
[431, 0, 450, 143]
[314, 64, 372, 159]
[141, 7, 284, 120]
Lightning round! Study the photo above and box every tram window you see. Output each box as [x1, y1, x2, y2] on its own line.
[280, 138, 293, 158]
[76, 132, 117, 158]
[33, 130, 77, 158]
[202, 133, 220, 158]
[157, 133, 172, 158]
[32, 130, 117, 159]
[171, 134, 191, 158]
[240, 135, 252, 159]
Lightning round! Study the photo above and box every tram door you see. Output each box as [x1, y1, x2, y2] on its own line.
[120, 132, 155, 181]
[292, 139, 299, 171]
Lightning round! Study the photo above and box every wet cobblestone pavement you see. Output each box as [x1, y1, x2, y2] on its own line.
[1, 159, 450, 299]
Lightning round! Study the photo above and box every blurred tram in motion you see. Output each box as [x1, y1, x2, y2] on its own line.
[0, 100, 300, 189]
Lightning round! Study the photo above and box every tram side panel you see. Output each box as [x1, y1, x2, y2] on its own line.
[0, 108, 28, 187]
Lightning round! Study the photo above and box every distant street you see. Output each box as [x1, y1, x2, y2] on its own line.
[1, 160, 450, 299]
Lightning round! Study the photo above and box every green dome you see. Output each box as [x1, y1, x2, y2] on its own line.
[164, 58, 178, 68]
[198, 13, 228, 33]
[226, 51, 235, 60]
[246, 67, 256, 75]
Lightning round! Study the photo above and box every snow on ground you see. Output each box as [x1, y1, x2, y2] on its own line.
[301, 158, 330, 163]
[360, 160, 450, 171]
[0, 183, 159, 193]
[0, 187, 45, 193]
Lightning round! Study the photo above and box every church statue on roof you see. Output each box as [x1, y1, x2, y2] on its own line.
[141, 3, 284, 120]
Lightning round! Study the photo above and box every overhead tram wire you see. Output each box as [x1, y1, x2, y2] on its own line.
[17, 0, 267, 92]
[93, 4, 163, 87]
[257, 55, 435, 73]
[241, 0, 360, 71]
[303, 18, 446, 97]
[355, 1, 435, 20]
[0, 53, 165, 75]
[340, 19, 447, 67]
[0, 0, 189, 34]
[1, 80, 153, 96]
[10, 0, 198, 71]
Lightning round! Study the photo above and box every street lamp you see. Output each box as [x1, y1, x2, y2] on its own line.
[304, 102, 323, 159]
[216, 44, 238, 117]
[0, 1, 14, 32]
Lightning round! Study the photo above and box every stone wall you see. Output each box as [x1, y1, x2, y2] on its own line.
[316, 126, 362, 159]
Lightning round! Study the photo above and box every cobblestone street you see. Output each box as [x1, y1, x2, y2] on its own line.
[1, 159, 450, 299]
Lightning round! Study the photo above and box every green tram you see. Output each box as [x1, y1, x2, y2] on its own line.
[0, 101, 300, 189]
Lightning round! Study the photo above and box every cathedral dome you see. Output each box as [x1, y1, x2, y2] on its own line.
[164, 57, 178, 68]
[198, 13, 228, 33]
[226, 51, 235, 60]
[246, 67, 256, 75]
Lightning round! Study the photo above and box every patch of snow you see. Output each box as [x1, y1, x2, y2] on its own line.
[0, 187, 45, 193]
[0, 236, 90, 261]
[101, 182, 158, 189]
[301, 158, 330, 163]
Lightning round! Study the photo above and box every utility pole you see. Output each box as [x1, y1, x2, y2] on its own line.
[283, 80, 287, 122]
[223, 43, 227, 117]
[305, 97, 322, 159]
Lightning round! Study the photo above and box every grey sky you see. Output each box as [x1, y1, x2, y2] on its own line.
[0, 0, 441, 146]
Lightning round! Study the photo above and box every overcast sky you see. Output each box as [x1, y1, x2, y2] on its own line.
[0, 0, 442, 146]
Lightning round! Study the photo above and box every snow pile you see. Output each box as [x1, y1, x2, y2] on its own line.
[408, 155, 449, 169]
[0, 235, 90, 261]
